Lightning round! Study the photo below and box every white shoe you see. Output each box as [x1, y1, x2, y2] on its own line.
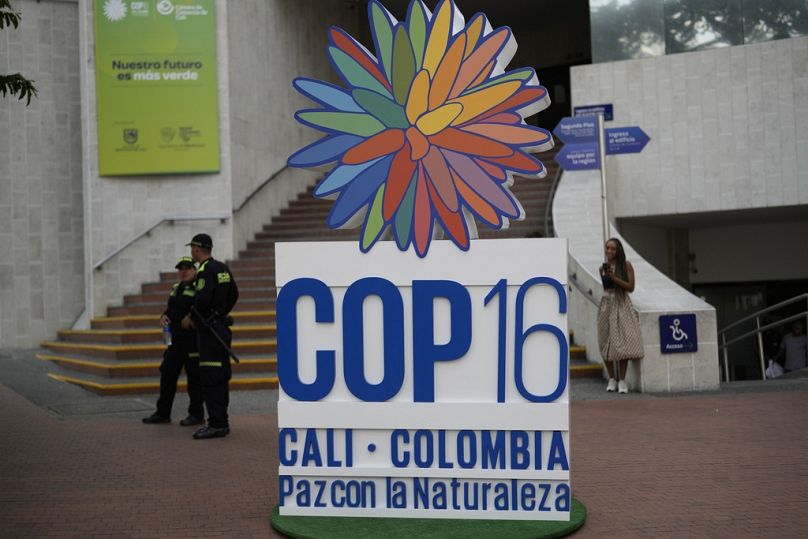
[606, 378, 617, 392]
[618, 380, 628, 394]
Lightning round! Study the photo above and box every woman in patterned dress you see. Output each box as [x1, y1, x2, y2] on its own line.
[597, 238, 644, 393]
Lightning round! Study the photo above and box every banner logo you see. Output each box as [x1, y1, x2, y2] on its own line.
[102, 0, 127, 21]
[288, 0, 553, 258]
[157, 0, 175, 16]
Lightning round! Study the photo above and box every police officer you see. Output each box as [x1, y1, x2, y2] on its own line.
[181, 233, 239, 439]
[142, 256, 205, 426]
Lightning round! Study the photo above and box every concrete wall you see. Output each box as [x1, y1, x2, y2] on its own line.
[228, 0, 359, 254]
[570, 37, 808, 218]
[76, 0, 235, 322]
[554, 171, 720, 393]
[623, 219, 808, 285]
[690, 220, 808, 284]
[0, 0, 84, 347]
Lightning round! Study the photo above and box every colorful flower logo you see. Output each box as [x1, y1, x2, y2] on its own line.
[288, 0, 553, 257]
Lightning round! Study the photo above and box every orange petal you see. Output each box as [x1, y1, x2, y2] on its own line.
[382, 144, 417, 220]
[472, 87, 548, 123]
[461, 124, 552, 145]
[474, 158, 507, 181]
[422, 146, 459, 212]
[429, 34, 466, 111]
[406, 126, 430, 161]
[342, 129, 405, 164]
[481, 151, 544, 175]
[427, 176, 468, 249]
[429, 127, 514, 157]
[450, 28, 509, 98]
[414, 166, 432, 257]
[467, 61, 495, 91]
[453, 169, 499, 225]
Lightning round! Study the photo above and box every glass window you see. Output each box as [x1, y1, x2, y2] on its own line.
[663, 0, 744, 54]
[590, 0, 666, 63]
[742, 0, 808, 44]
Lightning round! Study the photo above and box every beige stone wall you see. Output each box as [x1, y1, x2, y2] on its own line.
[571, 37, 808, 218]
[0, 0, 84, 347]
[227, 0, 360, 254]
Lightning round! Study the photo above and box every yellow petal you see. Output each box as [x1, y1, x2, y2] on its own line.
[449, 81, 522, 125]
[422, 0, 452, 76]
[415, 103, 463, 136]
[464, 16, 484, 59]
[406, 69, 431, 125]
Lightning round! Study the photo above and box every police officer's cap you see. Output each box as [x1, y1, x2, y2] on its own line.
[186, 233, 213, 249]
[175, 256, 195, 269]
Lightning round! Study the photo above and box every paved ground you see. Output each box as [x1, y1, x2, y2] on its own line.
[1, 348, 807, 537]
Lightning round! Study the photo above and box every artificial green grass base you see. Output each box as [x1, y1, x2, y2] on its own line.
[270, 499, 587, 539]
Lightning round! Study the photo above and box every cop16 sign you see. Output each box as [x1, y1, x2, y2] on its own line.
[275, 239, 571, 520]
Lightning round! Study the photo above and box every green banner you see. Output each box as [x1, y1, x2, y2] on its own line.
[94, 0, 220, 176]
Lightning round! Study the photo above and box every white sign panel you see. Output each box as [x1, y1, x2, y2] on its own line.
[276, 239, 570, 520]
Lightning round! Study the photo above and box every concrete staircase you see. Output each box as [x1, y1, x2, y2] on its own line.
[40, 148, 600, 395]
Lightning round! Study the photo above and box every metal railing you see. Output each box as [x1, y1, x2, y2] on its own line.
[233, 165, 289, 214]
[717, 293, 808, 382]
[93, 215, 230, 271]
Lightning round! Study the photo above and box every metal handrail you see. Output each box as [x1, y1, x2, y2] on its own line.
[718, 293, 808, 335]
[716, 293, 808, 382]
[233, 165, 289, 214]
[93, 214, 230, 271]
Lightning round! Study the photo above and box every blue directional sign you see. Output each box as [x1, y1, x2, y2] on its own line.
[555, 142, 600, 171]
[605, 127, 650, 155]
[574, 103, 613, 121]
[659, 314, 698, 354]
[553, 116, 597, 145]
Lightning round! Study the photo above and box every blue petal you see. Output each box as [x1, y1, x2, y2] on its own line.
[288, 134, 363, 167]
[294, 78, 364, 113]
[327, 155, 394, 227]
[314, 157, 385, 197]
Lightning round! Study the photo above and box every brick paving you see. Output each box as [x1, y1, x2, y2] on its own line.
[1, 381, 807, 538]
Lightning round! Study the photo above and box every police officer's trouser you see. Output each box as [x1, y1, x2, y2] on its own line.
[156, 338, 204, 419]
[198, 324, 232, 428]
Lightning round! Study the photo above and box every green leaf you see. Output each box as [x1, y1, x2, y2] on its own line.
[408, 1, 427, 71]
[352, 88, 409, 129]
[370, 2, 395, 82]
[392, 25, 416, 105]
[297, 111, 385, 137]
[362, 186, 387, 251]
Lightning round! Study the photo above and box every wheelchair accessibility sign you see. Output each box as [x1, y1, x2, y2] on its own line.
[659, 314, 697, 354]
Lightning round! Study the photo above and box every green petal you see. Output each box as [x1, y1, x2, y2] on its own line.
[352, 88, 409, 129]
[329, 47, 393, 99]
[370, 2, 395, 82]
[362, 186, 387, 251]
[394, 170, 418, 249]
[297, 111, 385, 137]
[392, 25, 416, 105]
[464, 68, 535, 94]
[408, 1, 427, 71]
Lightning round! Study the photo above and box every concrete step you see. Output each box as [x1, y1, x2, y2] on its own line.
[91, 310, 276, 329]
[107, 298, 276, 317]
[38, 353, 277, 378]
[47, 370, 278, 396]
[123, 287, 275, 305]
[40, 338, 278, 360]
[58, 324, 276, 344]
[146, 276, 274, 292]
